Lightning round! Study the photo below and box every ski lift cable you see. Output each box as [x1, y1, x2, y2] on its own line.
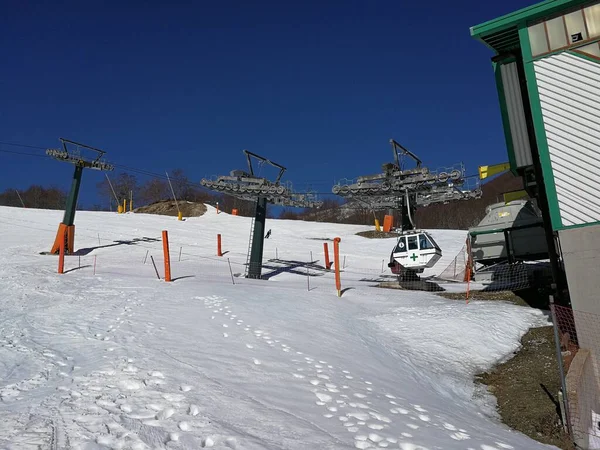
[0, 140, 483, 196]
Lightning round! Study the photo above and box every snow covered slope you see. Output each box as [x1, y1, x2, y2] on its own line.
[0, 206, 553, 449]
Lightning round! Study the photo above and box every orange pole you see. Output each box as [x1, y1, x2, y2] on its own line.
[162, 230, 171, 282]
[58, 228, 65, 274]
[51, 223, 68, 254]
[217, 233, 222, 256]
[464, 235, 472, 282]
[323, 242, 331, 269]
[333, 237, 341, 297]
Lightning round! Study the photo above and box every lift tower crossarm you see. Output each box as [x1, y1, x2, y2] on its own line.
[390, 139, 422, 169]
[243, 150, 287, 183]
[60, 138, 106, 157]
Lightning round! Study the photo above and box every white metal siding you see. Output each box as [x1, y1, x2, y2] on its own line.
[534, 52, 600, 227]
[500, 62, 533, 167]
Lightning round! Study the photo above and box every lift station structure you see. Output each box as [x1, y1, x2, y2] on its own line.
[471, 1, 600, 446]
[201, 150, 321, 279]
[47, 138, 114, 254]
[332, 139, 482, 231]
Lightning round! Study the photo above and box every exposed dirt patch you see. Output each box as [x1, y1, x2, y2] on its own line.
[477, 326, 574, 449]
[134, 200, 207, 217]
[378, 280, 445, 292]
[438, 289, 573, 447]
[438, 288, 551, 309]
[438, 290, 529, 306]
[356, 230, 398, 239]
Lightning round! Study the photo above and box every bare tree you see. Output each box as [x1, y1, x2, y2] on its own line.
[97, 172, 138, 208]
[139, 178, 169, 205]
[169, 168, 193, 201]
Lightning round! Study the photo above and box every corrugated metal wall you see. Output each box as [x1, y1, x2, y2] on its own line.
[500, 62, 533, 168]
[534, 52, 600, 227]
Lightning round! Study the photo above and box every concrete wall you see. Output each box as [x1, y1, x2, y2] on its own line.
[559, 225, 600, 317]
[560, 225, 600, 448]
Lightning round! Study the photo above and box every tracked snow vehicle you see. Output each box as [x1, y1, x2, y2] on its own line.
[469, 199, 548, 265]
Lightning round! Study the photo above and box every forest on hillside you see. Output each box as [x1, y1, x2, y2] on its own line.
[0, 170, 524, 230]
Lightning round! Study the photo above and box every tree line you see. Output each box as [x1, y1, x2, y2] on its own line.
[93, 169, 258, 216]
[0, 170, 522, 230]
[0, 168, 259, 216]
[94, 169, 211, 211]
[0, 185, 67, 210]
[276, 172, 524, 229]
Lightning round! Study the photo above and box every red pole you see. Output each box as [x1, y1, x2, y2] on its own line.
[217, 234, 222, 257]
[465, 235, 472, 304]
[333, 237, 341, 297]
[58, 229, 65, 274]
[465, 262, 471, 304]
[323, 242, 331, 269]
[162, 230, 171, 282]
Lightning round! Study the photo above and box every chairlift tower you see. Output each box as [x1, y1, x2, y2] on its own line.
[332, 139, 482, 230]
[201, 150, 321, 279]
[47, 138, 114, 254]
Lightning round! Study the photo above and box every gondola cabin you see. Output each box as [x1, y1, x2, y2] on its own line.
[388, 231, 442, 274]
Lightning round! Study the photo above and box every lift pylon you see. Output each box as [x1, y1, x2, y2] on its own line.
[47, 138, 114, 254]
[332, 139, 482, 231]
[201, 150, 321, 279]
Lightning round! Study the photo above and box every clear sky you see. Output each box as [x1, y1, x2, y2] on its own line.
[0, 0, 536, 208]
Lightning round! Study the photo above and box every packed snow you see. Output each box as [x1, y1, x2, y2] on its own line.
[0, 205, 554, 449]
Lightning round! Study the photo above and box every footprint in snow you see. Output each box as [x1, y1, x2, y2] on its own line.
[449, 432, 470, 440]
[156, 408, 175, 420]
[201, 436, 214, 447]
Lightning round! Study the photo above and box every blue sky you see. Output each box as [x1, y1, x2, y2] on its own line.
[0, 0, 536, 208]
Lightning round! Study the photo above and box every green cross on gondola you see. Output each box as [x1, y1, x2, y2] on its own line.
[410, 253, 418, 261]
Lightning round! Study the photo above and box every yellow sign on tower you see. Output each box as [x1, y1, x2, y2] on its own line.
[478, 162, 510, 180]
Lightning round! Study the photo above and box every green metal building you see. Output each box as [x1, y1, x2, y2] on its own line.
[472, 1, 600, 446]
[472, 0, 600, 231]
